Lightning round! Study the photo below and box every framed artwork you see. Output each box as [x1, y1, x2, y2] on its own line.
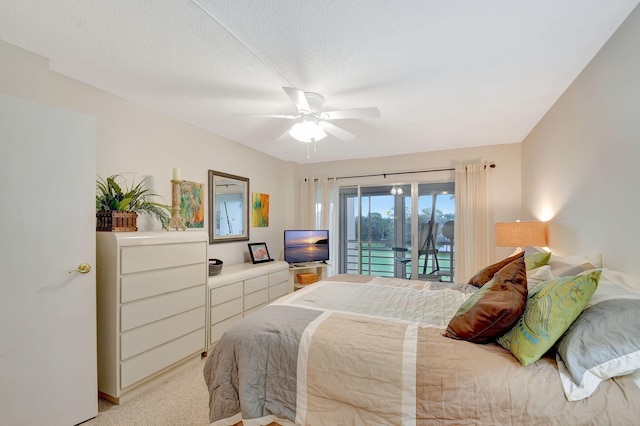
[252, 192, 269, 227]
[180, 181, 205, 228]
[248, 242, 272, 264]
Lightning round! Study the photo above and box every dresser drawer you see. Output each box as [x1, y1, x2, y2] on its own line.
[244, 288, 268, 310]
[121, 241, 206, 274]
[121, 286, 204, 332]
[244, 275, 268, 295]
[211, 298, 243, 325]
[269, 269, 289, 286]
[210, 314, 242, 343]
[210, 281, 243, 306]
[121, 307, 204, 360]
[121, 329, 203, 389]
[269, 281, 288, 301]
[121, 263, 205, 303]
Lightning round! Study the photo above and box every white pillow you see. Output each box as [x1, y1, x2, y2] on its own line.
[597, 267, 640, 292]
[577, 267, 640, 303]
[526, 265, 553, 290]
[549, 261, 595, 278]
[550, 251, 602, 268]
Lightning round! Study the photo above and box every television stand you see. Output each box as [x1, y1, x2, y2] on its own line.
[289, 263, 328, 291]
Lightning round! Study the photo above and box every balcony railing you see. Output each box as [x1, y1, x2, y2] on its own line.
[344, 240, 453, 281]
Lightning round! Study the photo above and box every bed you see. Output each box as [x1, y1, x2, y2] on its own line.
[203, 252, 640, 425]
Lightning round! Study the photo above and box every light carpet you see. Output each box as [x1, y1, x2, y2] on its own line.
[83, 357, 210, 425]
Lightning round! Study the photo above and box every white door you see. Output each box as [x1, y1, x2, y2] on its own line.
[0, 94, 97, 425]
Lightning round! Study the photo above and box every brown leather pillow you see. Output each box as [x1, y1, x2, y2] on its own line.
[445, 256, 527, 343]
[467, 251, 524, 287]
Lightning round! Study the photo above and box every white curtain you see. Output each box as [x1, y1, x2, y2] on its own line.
[454, 163, 492, 282]
[302, 177, 339, 276]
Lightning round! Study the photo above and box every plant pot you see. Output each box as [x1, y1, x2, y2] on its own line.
[97, 211, 138, 232]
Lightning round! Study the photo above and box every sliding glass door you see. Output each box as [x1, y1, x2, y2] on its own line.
[412, 182, 455, 280]
[340, 186, 402, 276]
[339, 181, 455, 281]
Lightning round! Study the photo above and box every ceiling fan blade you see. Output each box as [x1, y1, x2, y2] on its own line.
[283, 87, 311, 113]
[276, 126, 294, 142]
[320, 121, 356, 142]
[321, 107, 381, 120]
[233, 113, 297, 119]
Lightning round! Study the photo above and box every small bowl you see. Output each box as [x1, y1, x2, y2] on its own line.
[208, 258, 223, 276]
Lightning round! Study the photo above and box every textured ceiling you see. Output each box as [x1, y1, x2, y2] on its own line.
[1, 1, 638, 164]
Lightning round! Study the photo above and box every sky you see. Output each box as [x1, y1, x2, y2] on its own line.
[367, 193, 455, 218]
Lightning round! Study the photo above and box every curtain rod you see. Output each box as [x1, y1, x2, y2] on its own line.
[333, 163, 495, 181]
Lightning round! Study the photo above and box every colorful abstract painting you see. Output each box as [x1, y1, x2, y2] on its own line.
[180, 181, 204, 228]
[252, 192, 269, 227]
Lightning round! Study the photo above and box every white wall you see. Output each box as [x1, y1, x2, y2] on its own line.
[521, 5, 640, 279]
[0, 38, 523, 268]
[297, 142, 522, 261]
[0, 40, 296, 265]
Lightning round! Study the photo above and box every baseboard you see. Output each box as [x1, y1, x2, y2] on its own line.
[99, 353, 203, 405]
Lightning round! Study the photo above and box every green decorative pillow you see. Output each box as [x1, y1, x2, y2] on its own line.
[445, 256, 527, 343]
[524, 251, 551, 270]
[497, 270, 601, 366]
[468, 252, 524, 287]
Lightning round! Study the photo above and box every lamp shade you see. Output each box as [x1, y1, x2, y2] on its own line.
[495, 221, 547, 247]
[288, 119, 327, 143]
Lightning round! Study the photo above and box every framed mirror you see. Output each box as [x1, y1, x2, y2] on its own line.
[208, 170, 249, 243]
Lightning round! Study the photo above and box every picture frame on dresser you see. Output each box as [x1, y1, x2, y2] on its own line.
[248, 242, 273, 264]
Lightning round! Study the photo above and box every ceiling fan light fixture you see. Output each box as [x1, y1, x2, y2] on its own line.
[288, 118, 327, 143]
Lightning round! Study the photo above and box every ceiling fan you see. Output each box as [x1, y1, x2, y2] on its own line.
[236, 87, 381, 143]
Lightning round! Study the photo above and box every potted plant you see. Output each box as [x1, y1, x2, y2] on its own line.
[96, 174, 170, 231]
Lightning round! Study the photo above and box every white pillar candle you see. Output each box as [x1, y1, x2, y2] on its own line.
[172, 168, 181, 181]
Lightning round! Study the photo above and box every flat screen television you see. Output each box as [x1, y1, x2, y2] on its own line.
[284, 229, 329, 265]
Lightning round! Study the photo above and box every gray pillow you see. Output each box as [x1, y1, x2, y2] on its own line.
[556, 298, 640, 401]
[522, 246, 544, 256]
[551, 261, 595, 278]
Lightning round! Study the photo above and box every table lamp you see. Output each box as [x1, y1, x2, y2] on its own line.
[495, 221, 547, 252]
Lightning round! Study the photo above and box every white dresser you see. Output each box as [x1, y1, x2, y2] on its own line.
[96, 231, 208, 403]
[207, 261, 289, 349]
